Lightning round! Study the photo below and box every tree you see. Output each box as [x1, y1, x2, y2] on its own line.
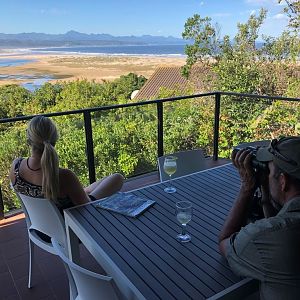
[182, 15, 220, 77]
[0, 85, 32, 118]
[181, 8, 300, 156]
[279, 0, 300, 31]
[182, 8, 299, 95]
[182, 9, 267, 92]
[30, 82, 62, 113]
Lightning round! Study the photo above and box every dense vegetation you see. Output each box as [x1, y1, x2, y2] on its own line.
[181, 3, 300, 154]
[1, 2, 300, 212]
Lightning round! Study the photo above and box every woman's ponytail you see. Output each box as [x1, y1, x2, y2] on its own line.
[27, 116, 59, 201]
[41, 141, 59, 201]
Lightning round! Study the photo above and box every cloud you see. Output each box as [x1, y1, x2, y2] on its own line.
[273, 13, 287, 19]
[261, 12, 289, 36]
[200, 1, 204, 5]
[39, 8, 68, 16]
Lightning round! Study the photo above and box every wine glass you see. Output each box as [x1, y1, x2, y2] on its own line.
[163, 156, 177, 193]
[176, 201, 192, 242]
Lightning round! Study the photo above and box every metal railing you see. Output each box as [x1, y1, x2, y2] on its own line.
[0, 91, 299, 219]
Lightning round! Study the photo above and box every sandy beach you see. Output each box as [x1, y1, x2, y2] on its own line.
[0, 53, 186, 86]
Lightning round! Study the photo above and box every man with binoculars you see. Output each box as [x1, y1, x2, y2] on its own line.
[219, 137, 300, 300]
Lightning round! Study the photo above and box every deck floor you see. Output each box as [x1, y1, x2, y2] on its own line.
[0, 159, 230, 300]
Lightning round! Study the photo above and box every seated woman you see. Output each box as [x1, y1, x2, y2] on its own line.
[9, 115, 124, 213]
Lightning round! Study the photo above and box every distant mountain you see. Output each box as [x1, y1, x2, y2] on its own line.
[0, 30, 187, 48]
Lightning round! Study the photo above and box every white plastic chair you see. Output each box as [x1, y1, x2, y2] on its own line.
[11, 185, 77, 299]
[52, 238, 123, 300]
[158, 149, 206, 182]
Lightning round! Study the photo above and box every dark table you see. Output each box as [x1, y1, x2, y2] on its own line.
[65, 163, 254, 300]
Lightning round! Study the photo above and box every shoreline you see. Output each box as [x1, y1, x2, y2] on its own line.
[0, 53, 186, 86]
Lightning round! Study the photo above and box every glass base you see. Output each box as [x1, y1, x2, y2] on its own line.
[164, 186, 176, 193]
[176, 233, 191, 243]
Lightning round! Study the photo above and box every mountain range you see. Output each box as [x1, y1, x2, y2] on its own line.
[0, 30, 187, 47]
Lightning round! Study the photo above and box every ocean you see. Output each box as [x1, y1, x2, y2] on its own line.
[30, 44, 186, 56]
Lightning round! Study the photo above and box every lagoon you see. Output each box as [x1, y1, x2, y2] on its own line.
[0, 58, 35, 67]
[0, 74, 52, 91]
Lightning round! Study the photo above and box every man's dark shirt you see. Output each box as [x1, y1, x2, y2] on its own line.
[226, 197, 300, 300]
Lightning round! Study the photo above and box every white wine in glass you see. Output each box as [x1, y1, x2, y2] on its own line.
[176, 201, 192, 242]
[163, 156, 177, 193]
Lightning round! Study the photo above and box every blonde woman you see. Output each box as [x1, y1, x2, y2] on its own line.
[10, 116, 124, 212]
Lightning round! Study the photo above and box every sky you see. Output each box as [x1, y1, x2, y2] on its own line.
[0, 0, 289, 38]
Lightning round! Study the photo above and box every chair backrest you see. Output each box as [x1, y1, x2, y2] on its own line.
[52, 238, 122, 300]
[158, 149, 206, 182]
[16, 191, 67, 248]
[11, 183, 32, 229]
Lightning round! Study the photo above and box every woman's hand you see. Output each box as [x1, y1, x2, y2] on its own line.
[232, 148, 257, 193]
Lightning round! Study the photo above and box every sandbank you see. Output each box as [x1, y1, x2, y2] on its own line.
[0, 53, 186, 86]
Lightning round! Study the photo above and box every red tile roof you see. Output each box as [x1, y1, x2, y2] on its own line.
[134, 65, 203, 100]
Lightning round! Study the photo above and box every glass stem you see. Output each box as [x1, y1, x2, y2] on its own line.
[169, 175, 172, 189]
[181, 224, 186, 236]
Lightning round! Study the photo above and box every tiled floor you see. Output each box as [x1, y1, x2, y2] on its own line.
[0, 213, 68, 300]
[0, 159, 230, 300]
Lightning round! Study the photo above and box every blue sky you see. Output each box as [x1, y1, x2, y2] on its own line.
[0, 0, 289, 38]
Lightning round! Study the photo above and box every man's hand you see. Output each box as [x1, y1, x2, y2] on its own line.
[219, 148, 259, 256]
[231, 148, 256, 193]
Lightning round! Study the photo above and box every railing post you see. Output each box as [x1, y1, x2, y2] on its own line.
[0, 185, 4, 220]
[83, 111, 96, 184]
[157, 102, 164, 157]
[213, 92, 221, 161]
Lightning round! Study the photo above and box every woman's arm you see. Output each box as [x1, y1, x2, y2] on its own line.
[59, 169, 91, 206]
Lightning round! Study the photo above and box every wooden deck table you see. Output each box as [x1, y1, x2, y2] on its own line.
[65, 163, 255, 300]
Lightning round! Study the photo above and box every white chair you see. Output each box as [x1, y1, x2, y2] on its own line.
[158, 149, 206, 182]
[52, 238, 123, 300]
[11, 186, 77, 299]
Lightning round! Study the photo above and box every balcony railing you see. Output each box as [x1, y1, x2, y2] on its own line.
[0, 91, 299, 219]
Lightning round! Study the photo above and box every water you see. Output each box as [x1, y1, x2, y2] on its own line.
[0, 74, 53, 91]
[177, 212, 192, 225]
[0, 58, 35, 67]
[31, 44, 186, 56]
[21, 77, 52, 92]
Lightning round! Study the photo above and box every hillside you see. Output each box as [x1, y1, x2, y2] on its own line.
[0, 30, 187, 47]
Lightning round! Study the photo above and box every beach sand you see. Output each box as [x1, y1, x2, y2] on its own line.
[0, 54, 186, 86]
